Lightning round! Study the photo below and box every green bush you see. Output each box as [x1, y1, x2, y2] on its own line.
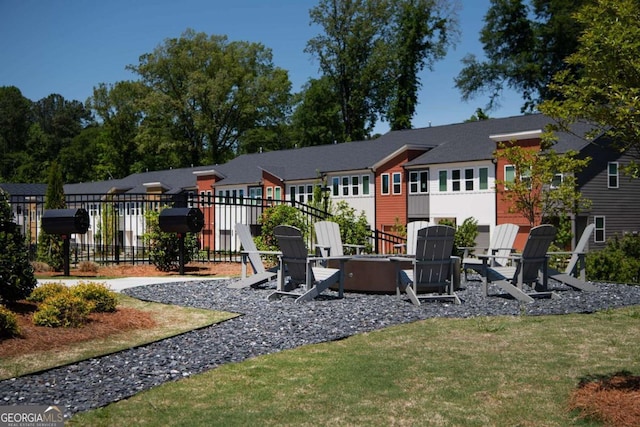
[27, 282, 68, 303]
[0, 189, 38, 303]
[587, 233, 640, 284]
[330, 201, 372, 253]
[71, 281, 117, 313]
[257, 205, 308, 251]
[438, 217, 478, 258]
[0, 305, 20, 338]
[143, 208, 199, 272]
[33, 292, 92, 328]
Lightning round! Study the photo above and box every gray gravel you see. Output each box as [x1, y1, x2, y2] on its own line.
[1, 277, 640, 418]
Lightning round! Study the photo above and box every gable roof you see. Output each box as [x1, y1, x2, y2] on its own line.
[0, 183, 47, 202]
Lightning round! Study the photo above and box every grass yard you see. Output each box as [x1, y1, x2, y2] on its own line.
[68, 306, 640, 426]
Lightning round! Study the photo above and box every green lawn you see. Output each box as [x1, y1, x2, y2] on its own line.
[69, 306, 640, 426]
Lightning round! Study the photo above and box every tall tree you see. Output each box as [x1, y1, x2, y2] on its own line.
[127, 29, 292, 167]
[539, 0, 640, 177]
[306, 0, 457, 140]
[0, 86, 32, 182]
[455, 0, 588, 112]
[37, 162, 66, 271]
[87, 81, 145, 178]
[386, 0, 457, 130]
[290, 77, 345, 147]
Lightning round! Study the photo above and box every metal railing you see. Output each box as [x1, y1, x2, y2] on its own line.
[7, 192, 406, 266]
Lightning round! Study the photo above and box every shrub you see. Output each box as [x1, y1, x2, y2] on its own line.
[0, 189, 38, 303]
[0, 305, 20, 338]
[27, 282, 68, 303]
[33, 292, 92, 328]
[330, 201, 372, 253]
[77, 261, 99, 273]
[71, 281, 117, 313]
[587, 233, 640, 284]
[31, 261, 53, 273]
[143, 208, 199, 272]
[256, 205, 308, 251]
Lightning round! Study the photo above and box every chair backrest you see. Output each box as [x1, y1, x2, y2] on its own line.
[274, 225, 309, 283]
[413, 225, 455, 286]
[235, 223, 265, 274]
[565, 223, 595, 275]
[516, 224, 557, 283]
[406, 221, 430, 255]
[490, 223, 519, 266]
[314, 221, 343, 257]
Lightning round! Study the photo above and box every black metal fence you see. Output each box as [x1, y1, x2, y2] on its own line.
[7, 192, 405, 266]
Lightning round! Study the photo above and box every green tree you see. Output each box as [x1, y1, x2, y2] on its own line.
[306, 0, 457, 140]
[455, 0, 588, 112]
[539, 0, 640, 177]
[128, 29, 292, 166]
[37, 162, 66, 271]
[0, 86, 32, 182]
[290, 77, 345, 147]
[495, 143, 591, 227]
[386, 0, 457, 130]
[87, 81, 146, 178]
[0, 189, 37, 302]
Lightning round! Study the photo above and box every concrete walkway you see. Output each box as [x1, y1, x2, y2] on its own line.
[37, 276, 222, 292]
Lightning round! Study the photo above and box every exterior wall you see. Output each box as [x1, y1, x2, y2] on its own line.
[195, 173, 217, 250]
[375, 156, 408, 234]
[325, 171, 375, 227]
[577, 142, 640, 251]
[494, 138, 541, 250]
[429, 160, 496, 233]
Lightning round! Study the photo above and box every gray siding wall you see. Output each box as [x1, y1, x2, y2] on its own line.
[408, 194, 429, 219]
[578, 142, 640, 251]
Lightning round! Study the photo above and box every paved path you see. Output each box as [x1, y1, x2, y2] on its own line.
[37, 276, 224, 292]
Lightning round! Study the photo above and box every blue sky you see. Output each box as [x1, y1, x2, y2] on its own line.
[0, 0, 525, 133]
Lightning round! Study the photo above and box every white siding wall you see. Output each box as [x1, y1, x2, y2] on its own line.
[429, 161, 496, 230]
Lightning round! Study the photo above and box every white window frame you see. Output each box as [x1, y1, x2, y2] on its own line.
[608, 162, 619, 188]
[381, 173, 390, 195]
[451, 169, 461, 192]
[362, 175, 370, 195]
[594, 216, 605, 243]
[351, 176, 359, 196]
[392, 172, 402, 195]
[438, 170, 447, 192]
[464, 168, 474, 191]
[409, 170, 429, 194]
[479, 167, 489, 190]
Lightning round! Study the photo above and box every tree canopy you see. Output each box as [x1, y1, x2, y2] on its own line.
[455, 0, 588, 112]
[539, 0, 640, 177]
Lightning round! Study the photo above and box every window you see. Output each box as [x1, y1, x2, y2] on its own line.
[307, 185, 314, 202]
[332, 177, 340, 196]
[452, 169, 461, 192]
[266, 187, 273, 200]
[409, 171, 428, 194]
[551, 173, 563, 189]
[289, 186, 296, 201]
[392, 172, 402, 194]
[608, 162, 619, 188]
[465, 168, 474, 191]
[594, 217, 605, 243]
[274, 187, 281, 200]
[439, 170, 447, 191]
[342, 176, 349, 196]
[381, 173, 390, 195]
[504, 165, 516, 184]
[362, 175, 370, 195]
[351, 176, 359, 195]
[479, 167, 489, 190]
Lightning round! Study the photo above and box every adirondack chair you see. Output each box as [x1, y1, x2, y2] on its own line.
[268, 225, 348, 303]
[479, 224, 557, 303]
[462, 223, 519, 279]
[228, 223, 280, 289]
[547, 223, 597, 291]
[394, 221, 430, 255]
[393, 225, 461, 306]
[314, 220, 365, 258]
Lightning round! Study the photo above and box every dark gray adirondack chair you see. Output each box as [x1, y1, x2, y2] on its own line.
[480, 224, 557, 303]
[228, 223, 280, 289]
[268, 225, 347, 303]
[547, 223, 597, 291]
[314, 220, 364, 257]
[394, 225, 461, 306]
[462, 223, 519, 279]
